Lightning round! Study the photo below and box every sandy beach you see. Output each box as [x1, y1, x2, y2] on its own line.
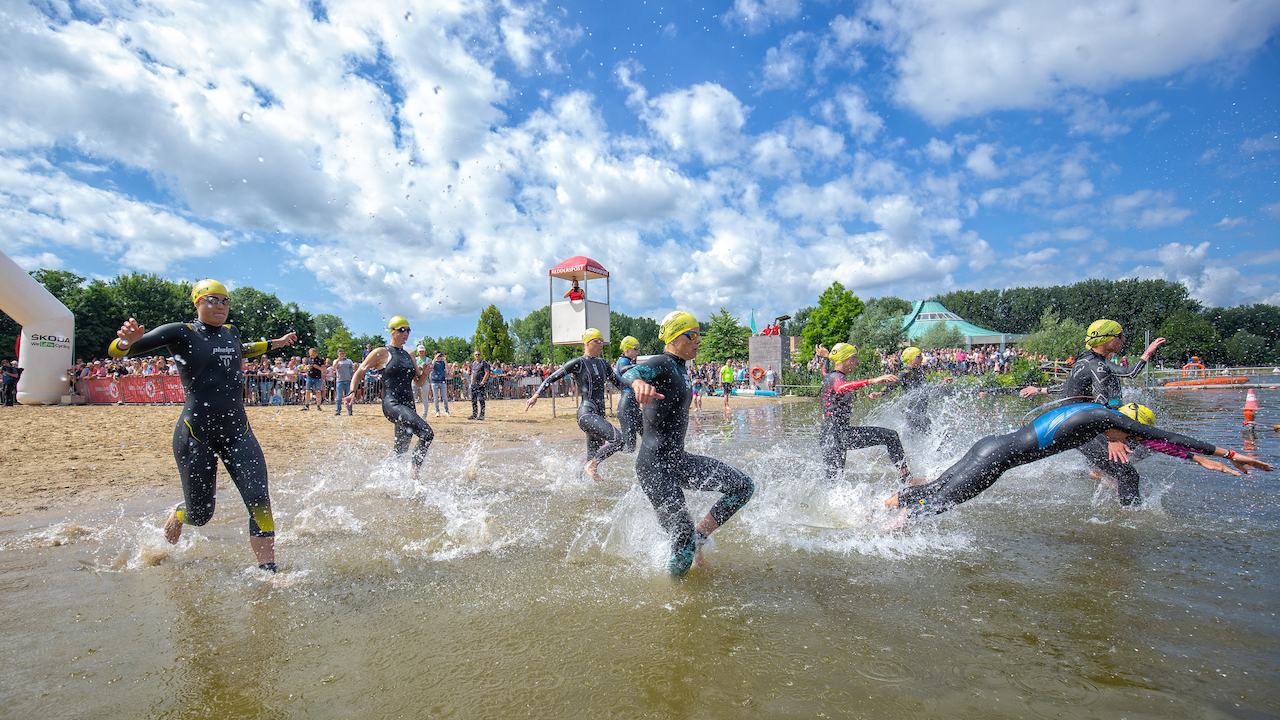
[0, 393, 800, 517]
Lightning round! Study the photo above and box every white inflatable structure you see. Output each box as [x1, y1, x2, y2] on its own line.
[0, 250, 74, 405]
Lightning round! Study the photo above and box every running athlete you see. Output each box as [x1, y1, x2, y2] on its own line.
[110, 279, 297, 571]
[1019, 319, 1165, 505]
[526, 329, 627, 482]
[615, 335, 643, 452]
[814, 343, 910, 482]
[885, 402, 1271, 522]
[720, 362, 734, 409]
[345, 316, 433, 478]
[625, 311, 756, 576]
[869, 347, 952, 434]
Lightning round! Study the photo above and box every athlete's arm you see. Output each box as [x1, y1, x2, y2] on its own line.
[832, 374, 898, 394]
[242, 331, 298, 359]
[346, 348, 390, 399]
[623, 356, 670, 405]
[526, 358, 579, 409]
[109, 320, 188, 358]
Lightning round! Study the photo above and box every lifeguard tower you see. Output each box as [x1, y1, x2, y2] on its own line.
[548, 255, 611, 416]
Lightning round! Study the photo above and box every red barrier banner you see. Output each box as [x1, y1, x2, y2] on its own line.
[163, 376, 185, 403]
[120, 377, 167, 403]
[84, 378, 119, 404]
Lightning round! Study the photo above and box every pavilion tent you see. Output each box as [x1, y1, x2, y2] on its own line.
[900, 301, 1025, 350]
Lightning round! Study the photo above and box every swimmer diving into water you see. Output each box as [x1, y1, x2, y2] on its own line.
[345, 316, 433, 478]
[883, 402, 1272, 524]
[624, 311, 756, 576]
[526, 329, 627, 482]
[814, 343, 912, 483]
[110, 279, 298, 571]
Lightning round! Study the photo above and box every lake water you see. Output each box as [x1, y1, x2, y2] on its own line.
[2, 388, 1277, 719]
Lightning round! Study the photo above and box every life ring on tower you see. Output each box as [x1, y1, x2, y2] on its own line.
[750, 367, 764, 380]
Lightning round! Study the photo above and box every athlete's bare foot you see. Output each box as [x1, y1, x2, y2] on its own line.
[583, 459, 604, 483]
[692, 545, 708, 568]
[884, 492, 900, 511]
[163, 510, 183, 544]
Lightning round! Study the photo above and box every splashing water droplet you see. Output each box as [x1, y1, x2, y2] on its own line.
[240, 112, 251, 122]
[258, 157, 264, 162]
[405, 11, 413, 21]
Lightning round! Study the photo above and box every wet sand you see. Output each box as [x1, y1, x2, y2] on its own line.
[0, 394, 799, 516]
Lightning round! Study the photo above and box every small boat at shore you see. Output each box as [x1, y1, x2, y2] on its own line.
[1162, 376, 1250, 387]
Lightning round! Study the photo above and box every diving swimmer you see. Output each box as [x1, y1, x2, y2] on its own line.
[884, 402, 1272, 523]
[1019, 319, 1166, 505]
[814, 343, 912, 482]
[110, 279, 298, 571]
[615, 335, 643, 452]
[345, 316, 433, 478]
[526, 328, 627, 482]
[624, 311, 756, 576]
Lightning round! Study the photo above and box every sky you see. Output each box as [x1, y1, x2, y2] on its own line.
[3, 0, 1279, 341]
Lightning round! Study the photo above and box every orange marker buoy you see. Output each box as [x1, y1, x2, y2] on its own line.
[1243, 389, 1260, 424]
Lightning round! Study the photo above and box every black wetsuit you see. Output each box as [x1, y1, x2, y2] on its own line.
[535, 355, 626, 465]
[883, 365, 934, 433]
[820, 364, 907, 481]
[897, 404, 1214, 518]
[624, 352, 755, 576]
[615, 355, 642, 452]
[381, 345, 433, 467]
[1049, 349, 1151, 504]
[109, 321, 274, 537]
[470, 359, 490, 419]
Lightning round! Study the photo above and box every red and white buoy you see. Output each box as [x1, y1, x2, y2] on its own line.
[1243, 388, 1260, 425]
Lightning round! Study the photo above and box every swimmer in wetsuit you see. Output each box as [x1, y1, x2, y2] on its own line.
[624, 311, 756, 576]
[615, 335, 643, 453]
[110, 279, 298, 571]
[884, 402, 1272, 522]
[526, 328, 627, 482]
[814, 343, 910, 482]
[1020, 319, 1166, 505]
[346, 316, 433, 478]
[869, 347, 953, 435]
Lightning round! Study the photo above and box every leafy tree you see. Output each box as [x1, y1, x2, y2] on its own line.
[510, 306, 552, 364]
[313, 313, 349, 346]
[436, 336, 473, 361]
[110, 273, 192, 331]
[1205, 304, 1280, 363]
[800, 282, 864, 361]
[697, 308, 751, 363]
[782, 306, 813, 337]
[1221, 329, 1271, 366]
[321, 324, 362, 359]
[69, 281, 124, 361]
[1019, 309, 1086, 360]
[1158, 309, 1219, 363]
[609, 311, 662, 357]
[227, 286, 316, 355]
[918, 321, 964, 350]
[475, 304, 514, 362]
[848, 302, 907, 354]
[353, 334, 387, 359]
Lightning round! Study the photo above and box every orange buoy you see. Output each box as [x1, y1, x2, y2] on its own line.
[1244, 389, 1260, 424]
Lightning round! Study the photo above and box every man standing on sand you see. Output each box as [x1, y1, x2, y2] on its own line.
[720, 361, 734, 410]
[468, 350, 491, 420]
[109, 279, 297, 572]
[301, 347, 324, 410]
[333, 348, 355, 416]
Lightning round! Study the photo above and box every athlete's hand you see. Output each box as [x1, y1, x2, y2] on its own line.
[1019, 386, 1040, 398]
[1229, 453, 1274, 474]
[1107, 440, 1132, 463]
[1190, 454, 1241, 476]
[524, 395, 538, 412]
[117, 318, 145, 346]
[873, 374, 898, 384]
[815, 344, 829, 358]
[274, 332, 298, 347]
[1142, 337, 1165, 359]
[868, 391, 884, 399]
[631, 379, 664, 405]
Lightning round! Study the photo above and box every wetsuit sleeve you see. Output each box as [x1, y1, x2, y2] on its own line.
[1111, 414, 1217, 455]
[622, 354, 670, 385]
[1139, 439, 1197, 460]
[832, 377, 880, 394]
[242, 340, 271, 359]
[1105, 357, 1147, 379]
[533, 357, 579, 398]
[108, 322, 189, 358]
[605, 360, 626, 390]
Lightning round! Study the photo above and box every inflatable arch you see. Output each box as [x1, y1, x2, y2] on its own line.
[0, 250, 74, 405]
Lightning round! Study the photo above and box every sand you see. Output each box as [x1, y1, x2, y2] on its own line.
[0, 393, 798, 516]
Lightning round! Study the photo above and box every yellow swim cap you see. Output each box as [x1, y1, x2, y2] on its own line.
[191, 279, 228, 305]
[619, 335, 639, 352]
[900, 347, 921, 364]
[1085, 319, 1123, 348]
[829, 343, 858, 364]
[582, 328, 604, 344]
[659, 311, 699, 344]
[1118, 402, 1155, 426]
[387, 315, 410, 330]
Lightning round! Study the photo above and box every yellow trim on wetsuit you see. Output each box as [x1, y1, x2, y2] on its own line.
[243, 340, 270, 358]
[249, 504, 275, 534]
[108, 338, 130, 358]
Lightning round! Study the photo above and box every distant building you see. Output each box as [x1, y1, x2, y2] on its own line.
[901, 301, 1025, 350]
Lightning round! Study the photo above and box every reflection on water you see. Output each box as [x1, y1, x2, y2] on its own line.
[2, 390, 1278, 718]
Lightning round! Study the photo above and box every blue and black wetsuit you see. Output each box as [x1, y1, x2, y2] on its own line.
[108, 321, 275, 537]
[624, 352, 755, 576]
[1049, 349, 1152, 504]
[381, 345, 433, 467]
[615, 355, 642, 452]
[819, 363, 908, 481]
[534, 355, 627, 465]
[897, 404, 1215, 518]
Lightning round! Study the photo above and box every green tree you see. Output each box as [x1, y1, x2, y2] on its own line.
[475, 304, 514, 362]
[110, 273, 192, 331]
[227, 286, 316, 354]
[782, 306, 813, 337]
[609, 311, 662, 357]
[800, 282, 864, 360]
[1221, 329, 1271, 366]
[1019, 309, 1086, 360]
[697, 308, 751, 363]
[918, 321, 964, 350]
[437, 336, 473, 361]
[510, 306, 552, 364]
[353, 334, 387, 359]
[848, 302, 907, 355]
[1158, 309, 1219, 364]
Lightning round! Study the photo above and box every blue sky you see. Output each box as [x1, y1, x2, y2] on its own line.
[2, 0, 1278, 341]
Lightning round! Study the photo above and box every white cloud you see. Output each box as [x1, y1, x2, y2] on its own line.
[1240, 133, 1280, 154]
[834, 86, 884, 144]
[1130, 242, 1280, 307]
[642, 83, 749, 164]
[924, 138, 953, 163]
[761, 33, 808, 90]
[1105, 190, 1191, 228]
[1215, 216, 1247, 229]
[858, 0, 1280, 123]
[965, 143, 1002, 179]
[724, 0, 803, 33]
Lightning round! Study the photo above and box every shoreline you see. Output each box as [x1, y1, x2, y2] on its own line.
[0, 394, 805, 517]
